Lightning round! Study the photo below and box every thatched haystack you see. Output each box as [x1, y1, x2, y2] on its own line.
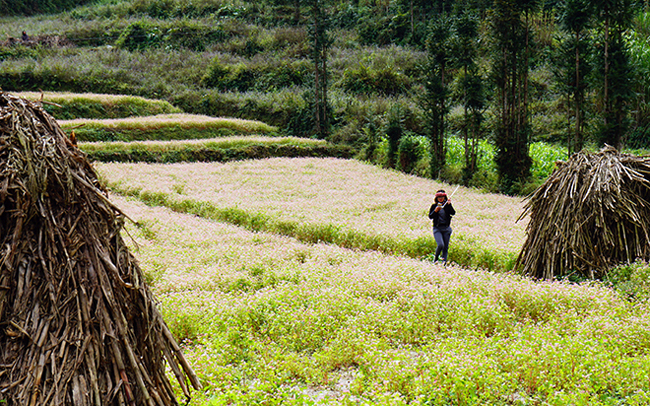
[0, 92, 200, 404]
[517, 146, 650, 280]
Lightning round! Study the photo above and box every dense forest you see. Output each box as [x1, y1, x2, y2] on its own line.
[1, 0, 650, 193]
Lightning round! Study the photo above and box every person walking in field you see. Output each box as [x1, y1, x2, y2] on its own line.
[429, 189, 455, 263]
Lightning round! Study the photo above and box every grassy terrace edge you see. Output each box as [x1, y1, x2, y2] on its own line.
[60, 114, 279, 142]
[81, 136, 354, 162]
[106, 182, 518, 272]
[16, 91, 182, 120]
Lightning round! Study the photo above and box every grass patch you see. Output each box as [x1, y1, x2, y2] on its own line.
[108, 182, 515, 272]
[15, 91, 181, 119]
[114, 196, 650, 406]
[60, 113, 278, 141]
[96, 158, 526, 266]
[80, 136, 354, 163]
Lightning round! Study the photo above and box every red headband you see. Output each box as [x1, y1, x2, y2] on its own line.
[435, 192, 447, 198]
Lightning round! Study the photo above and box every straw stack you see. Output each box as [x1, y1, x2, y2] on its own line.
[0, 92, 200, 405]
[517, 146, 650, 280]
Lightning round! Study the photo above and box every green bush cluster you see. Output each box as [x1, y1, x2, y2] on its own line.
[0, 61, 139, 95]
[357, 9, 425, 47]
[0, 0, 93, 15]
[171, 89, 307, 129]
[339, 64, 411, 96]
[71, 0, 237, 20]
[397, 134, 428, 175]
[605, 260, 650, 301]
[0, 46, 43, 62]
[115, 20, 228, 51]
[202, 58, 309, 92]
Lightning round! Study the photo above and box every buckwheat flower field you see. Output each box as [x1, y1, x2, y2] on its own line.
[97, 158, 526, 269]
[100, 158, 650, 406]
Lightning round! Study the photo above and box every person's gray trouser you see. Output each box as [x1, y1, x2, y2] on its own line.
[433, 226, 452, 262]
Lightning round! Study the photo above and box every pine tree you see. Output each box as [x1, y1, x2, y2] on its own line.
[423, 15, 452, 178]
[592, 0, 637, 149]
[307, 0, 332, 139]
[451, 11, 484, 184]
[490, 0, 538, 193]
[556, 0, 593, 154]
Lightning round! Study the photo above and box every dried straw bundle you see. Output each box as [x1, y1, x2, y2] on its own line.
[0, 92, 200, 405]
[517, 146, 650, 280]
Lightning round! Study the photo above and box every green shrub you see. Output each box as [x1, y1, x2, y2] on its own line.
[0, 0, 93, 15]
[173, 89, 307, 129]
[115, 21, 162, 51]
[0, 58, 140, 95]
[0, 46, 43, 62]
[270, 27, 308, 57]
[338, 64, 410, 96]
[605, 260, 650, 301]
[63, 20, 126, 47]
[397, 134, 428, 174]
[116, 19, 228, 51]
[163, 20, 228, 51]
[627, 123, 650, 149]
[529, 141, 567, 180]
[202, 58, 308, 92]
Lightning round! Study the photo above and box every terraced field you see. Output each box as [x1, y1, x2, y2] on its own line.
[95, 158, 650, 406]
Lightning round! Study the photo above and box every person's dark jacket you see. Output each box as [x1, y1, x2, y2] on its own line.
[429, 201, 455, 228]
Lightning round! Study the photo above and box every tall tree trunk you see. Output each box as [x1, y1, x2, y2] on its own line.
[604, 14, 610, 131]
[575, 30, 583, 152]
[313, 15, 322, 137]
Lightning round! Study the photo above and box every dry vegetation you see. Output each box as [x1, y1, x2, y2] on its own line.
[518, 146, 650, 280]
[0, 93, 199, 405]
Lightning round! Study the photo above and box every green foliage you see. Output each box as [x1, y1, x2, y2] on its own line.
[529, 141, 568, 180]
[338, 64, 410, 96]
[172, 89, 307, 129]
[306, 0, 332, 139]
[0, 0, 93, 15]
[605, 260, 650, 301]
[19, 93, 181, 120]
[554, 0, 593, 153]
[81, 137, 354, 163]
[592, 0, 636, 150]
[115, 21, 159, 51]
[0, 55, 141, 95]
[64, 115, 276, 142]
[70, 0, 228, 20]
[397, 134, 427, 175]
[0, 46, 43, 62]
[356, 9, 423, 47]
[115, 19, 228, 51]
[628, 12, 650, 149]
[202, 58, 308, 91]
[491, 0, 537, 194]
[423, 14, 453, 176]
